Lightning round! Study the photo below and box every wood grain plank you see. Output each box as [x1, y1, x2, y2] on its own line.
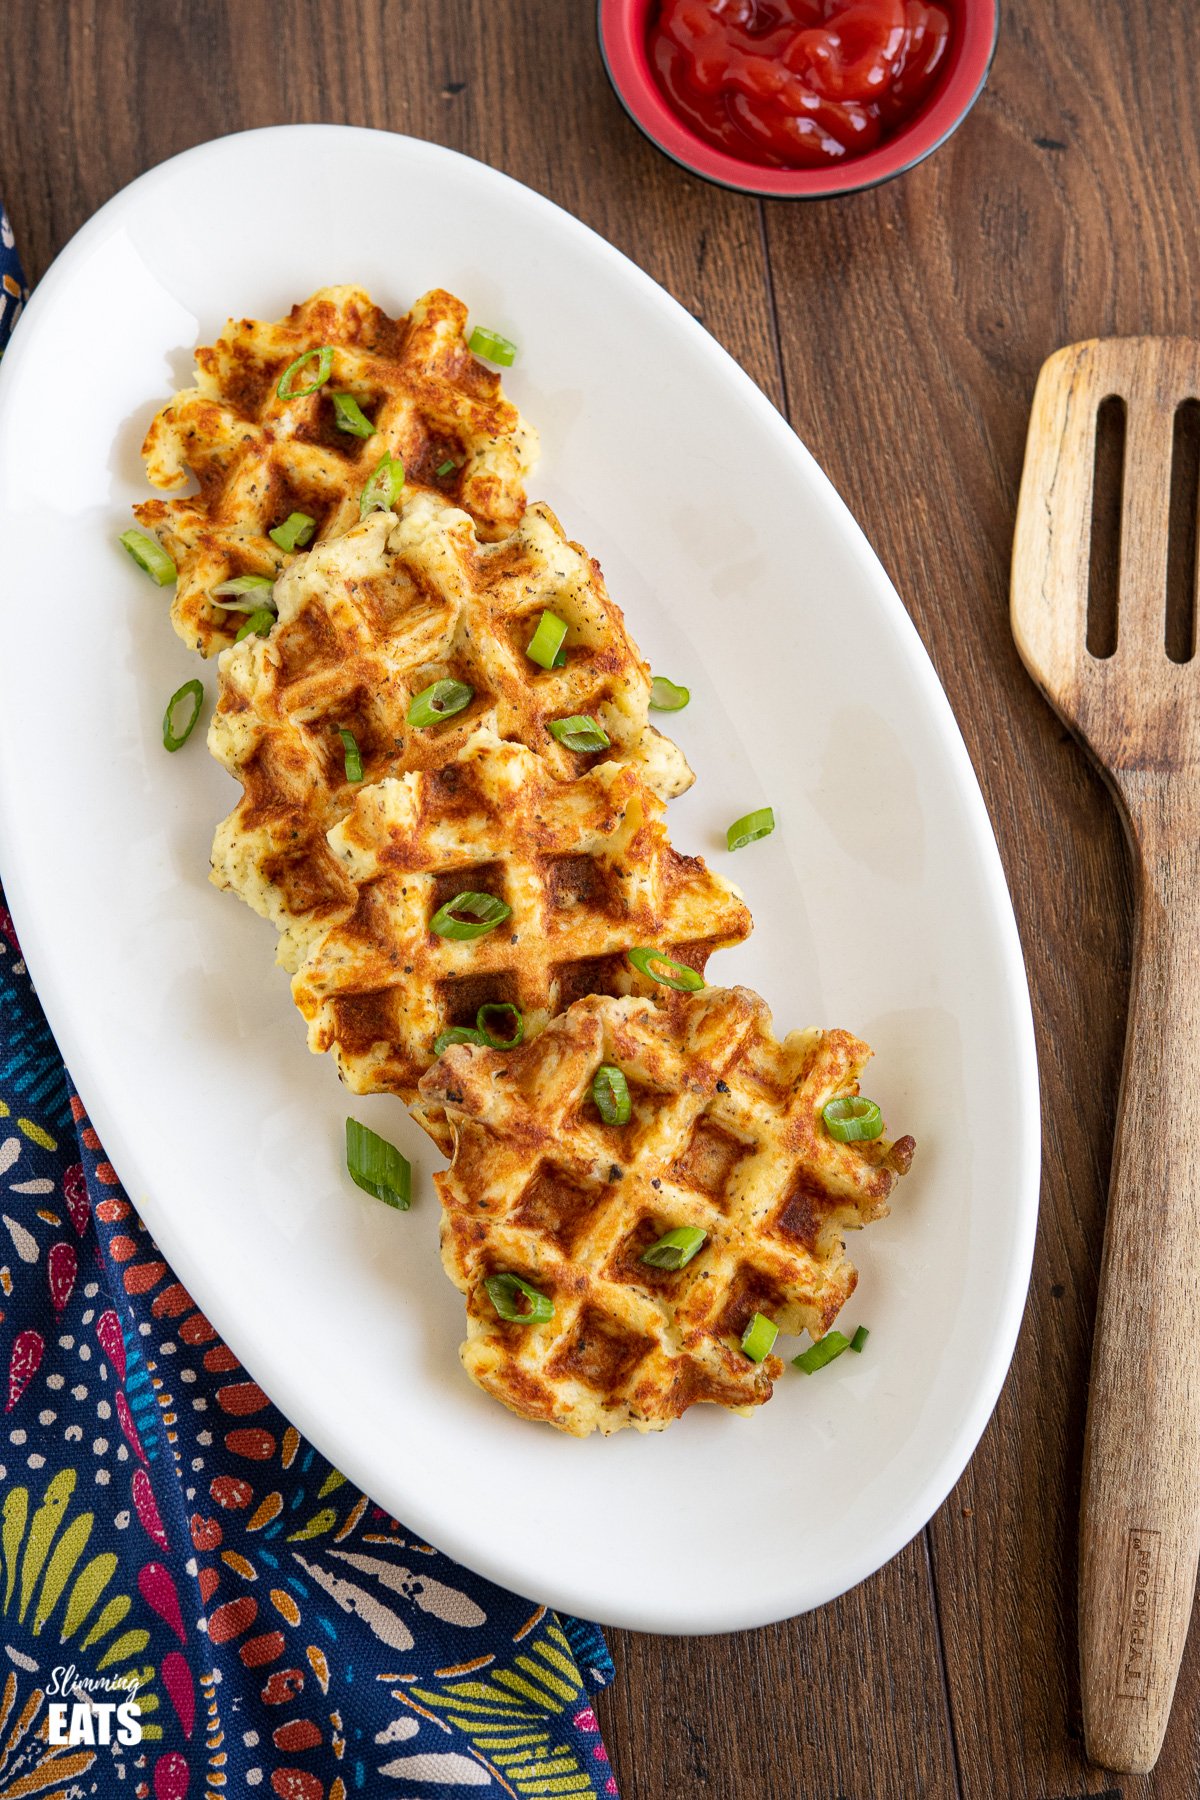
[605, 1539, 960, 1800]
[763, 1, 1200, 1795]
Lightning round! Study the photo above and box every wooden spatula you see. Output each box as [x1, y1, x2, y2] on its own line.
[1012, 336, 1200, 1774]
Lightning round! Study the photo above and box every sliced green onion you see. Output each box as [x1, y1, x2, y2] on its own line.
[627, 947, 704, 993]
[476, 1003, 524, 1049]
[269, 510, 316, 552]
[741, 1312, 778, 1363]
[822, 1096, 884, 1143]
[162, 678, 204, 752]
[277, 345, 334, 399]
[430, 891, 512, 940]
[548, 715, 611, 754]
[345, 1117, 411, 1210]
[436, 458, 457, 478]
[650, 675, 690, 712]
[331, 391, 375, 437]
[793, 1330, 852, 1374]
[337, 726, 364, 783]
[591, 1064, 631, 1126]
[407, 678, 474, 729]
[485, 1272, 553, 1325]
[468, 326, 517, 366]
[119, 528, 176, 586]
[641, 1226, 706, 1270]
[525, 610, 568, 670]
[850, 1325, 870, 1353]
[433, 1026, 487, 1055]
[235, 608, 276, 643]
[360, 453, 405, 517]
[211, 574, 277, 612]
[727, 806, 775, 851]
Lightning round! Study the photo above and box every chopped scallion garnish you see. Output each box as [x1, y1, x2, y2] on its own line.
[407, 678, 474, 729]
[337, 726, 364, 783]
[235, 608, 276, 643]
[727, 806, 775, 851]
[468, 326, 517, 366]
[650, 675, 690, 712]
[741, 1312, 778, 1363]
[485, 1272, 553, 1324]
[211, 574, 277, 612]
[548, 715, 611, 753]
[591, 1065, 631, 1126]
[433, 1026, 488, 1055]
[822, 1096, 884, 1143]
[429, 891, 512, 940]
[627, 946, 704, 993]
[476, 1002, 524, 1049]
[525, 610, 568, 670]
[345, 1117, 411, 1210]
[793, 1330, 852, 1374]
[436, 458, 457, 478]
[850, 1325, 870, 1353]
[331, 391, 375, 438]
[641, 1226, 706, 1270]
[360, 453, 405, 516]
[162, 679, 204, 752]
[119, 528, 176, 586]
[269, 510, 316, 552]
[277, 345, 334, 399]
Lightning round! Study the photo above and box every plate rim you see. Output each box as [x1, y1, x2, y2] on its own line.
[0, 122, 1041, 1633]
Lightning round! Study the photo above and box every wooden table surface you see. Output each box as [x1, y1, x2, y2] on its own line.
[5, 2, 1198, 1794]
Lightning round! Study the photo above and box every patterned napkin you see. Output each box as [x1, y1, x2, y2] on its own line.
[0, 205, 618, 1800]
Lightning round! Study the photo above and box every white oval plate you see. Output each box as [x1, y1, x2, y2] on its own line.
[0, 126, 1039, 1634]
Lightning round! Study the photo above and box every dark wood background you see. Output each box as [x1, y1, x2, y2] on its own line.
[3, 2, 1197, 1794]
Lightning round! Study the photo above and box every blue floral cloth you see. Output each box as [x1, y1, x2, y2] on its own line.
[0, 207, 616, 1800]
[0, 207, 25, 352]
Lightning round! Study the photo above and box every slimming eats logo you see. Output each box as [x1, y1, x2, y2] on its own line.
[45, 1664, 143, 1747]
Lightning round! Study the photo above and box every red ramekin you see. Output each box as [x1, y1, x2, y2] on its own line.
[597, 0, 1000, 200]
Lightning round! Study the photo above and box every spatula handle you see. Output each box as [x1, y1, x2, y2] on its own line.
[1080, 786, 1200, 1773]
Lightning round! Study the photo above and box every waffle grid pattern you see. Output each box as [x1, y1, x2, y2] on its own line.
[291, 732, 751, 1111]
[135, 285, 537, 655]
[419, 987, 915, 1436]
[209, 491, 691, 946]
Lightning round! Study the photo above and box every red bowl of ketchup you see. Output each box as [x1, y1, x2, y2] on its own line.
[598, 0, 999, 198]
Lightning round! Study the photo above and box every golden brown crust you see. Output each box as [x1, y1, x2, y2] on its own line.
[208, 492, 692, 944]
[134, 286, 538, 656]
[417, 986, 914, 1437]
[288, 730, 751, 1104]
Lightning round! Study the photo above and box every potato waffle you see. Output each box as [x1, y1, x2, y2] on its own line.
[417, 985, 915, 1437]
[290, 730, 751, 1112]
[209, 492, 693, 951]
[133, 285, 537, 656]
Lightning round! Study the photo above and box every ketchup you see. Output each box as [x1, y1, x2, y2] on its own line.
[649, 0, 954, 169]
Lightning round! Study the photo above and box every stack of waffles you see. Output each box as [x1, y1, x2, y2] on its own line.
[133, 286, 914, 1436]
